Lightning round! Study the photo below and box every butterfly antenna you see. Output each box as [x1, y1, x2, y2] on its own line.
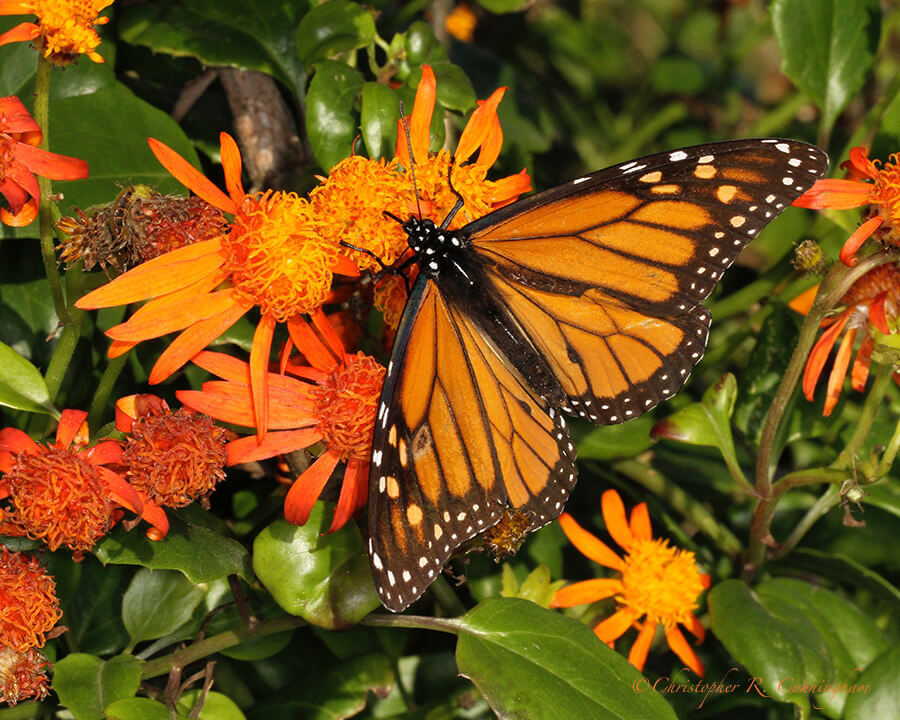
[399, 101, 424, 220]
[339, 240, 388, 273]
[441, 153, 465, 230]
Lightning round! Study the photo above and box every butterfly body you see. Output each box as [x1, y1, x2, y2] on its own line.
[369, 139, 828, 612]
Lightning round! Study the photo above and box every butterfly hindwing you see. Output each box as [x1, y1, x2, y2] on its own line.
[369, 278, 576, 612]
[466, 138, 828, 423]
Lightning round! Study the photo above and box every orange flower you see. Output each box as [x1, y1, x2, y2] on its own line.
[177, 312, 385, 533]
[0, 95, 89, 226]
[0, 0, 113, 65]
[0, 646, 50, 706]
[116, 394, 230, 508]
[0, 548, 61, 652]
[312, 65, 531, 325]
[75, 133, 359, 439]
[551, 490, 709, 676]
[794, 146, 900, 266]
[791, 264, 900, 416]
[0, 409, 168, 557]
[445, 3, 477, 43]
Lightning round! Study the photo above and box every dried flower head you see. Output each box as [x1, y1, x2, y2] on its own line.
[0, 646, 51, 706]
[482, 509, 533, 561]
[0, 549, 62, 652]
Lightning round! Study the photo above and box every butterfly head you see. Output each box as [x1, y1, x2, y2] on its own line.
[403, 216, 469, 279]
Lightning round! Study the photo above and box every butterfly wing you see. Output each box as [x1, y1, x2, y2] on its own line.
[369, 277, 577, 612]
[465, 138, 828, 422]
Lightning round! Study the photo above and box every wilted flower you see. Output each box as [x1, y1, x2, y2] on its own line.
[0, 646, 51, 706]
[0, 548, 61, 652]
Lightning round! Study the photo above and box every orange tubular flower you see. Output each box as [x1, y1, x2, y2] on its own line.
[177, 312, 385, 533]
[75, 133, 359, 439]
[793, 146, 900, 266]
[311, 65, 531, 325]
[0, 0, 113, 65]
[551, 490, 709, 676]
[0, 95, 89, 226]
[0, 409, 168, 557]
[792, 264, 900, 416]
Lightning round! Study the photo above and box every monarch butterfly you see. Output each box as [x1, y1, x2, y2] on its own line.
[368, 139, 828, 612]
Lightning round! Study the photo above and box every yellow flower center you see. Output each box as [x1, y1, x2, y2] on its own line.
[870, 154, 900, 228]
[618, 538, 704, 629]
[30, 0, 112, 64]
[224, 191, 339, 321]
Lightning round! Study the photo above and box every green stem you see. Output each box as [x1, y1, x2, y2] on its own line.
[875, 412, 900, 477]
[34, 57, 69, 324]
[140, 616, 304, 680]
[361, 613, 461, 635]
[770, 486, 840, 561]
[832, 362, 894, 470]
[707, 255, 793, 321]
[428, 574, 467, 616]
[43, 268, 85, 404]
[746, 252, 895, 577]
[88, 353, 128, 430]
[773, 467, 848, 495]
[607, 459, 744, 555]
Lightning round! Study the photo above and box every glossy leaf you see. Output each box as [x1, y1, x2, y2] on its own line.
[361, 82, 400, 160]
[61, 560, 130, 656]
[574, 416, 654, 460]
[709, 579, 830, 704]
[0, 340, 53, 415]
[249, 654, 393, 718]
[253, 505, 381, 630]
[404, 21, 447, 66]
[105, 698, 170, 720]
[177, 690, 247, 720]
[122, 568, 207, 644]
[53, 653, 142, 720]
[306, 60, 364, 171]
[843, 644, 900, 720]
[118, 0, 306, 97]
[95, 513, 252, 583]
[455, 598, 678, 720]
[772, 0, 881, 133]
[295, 0, 376, 66]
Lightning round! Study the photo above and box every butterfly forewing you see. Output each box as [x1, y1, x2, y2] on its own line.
[369, 279, 576, 612]
[467, 139, 828, 423]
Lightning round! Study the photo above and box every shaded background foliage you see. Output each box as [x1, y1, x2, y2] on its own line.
[1, 0, 899, 719]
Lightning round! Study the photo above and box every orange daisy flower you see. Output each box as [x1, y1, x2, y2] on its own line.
[311, 65, 531, 325]
[793, 146, 900, 266]
[0, 95, 89, 226]
[0, 409, 168, 557]
[551, 490, 709, 676]
[177, 313, 385, 533]
[791, 263, 900, 416]
[75, 133, 359, 438]
[0, 0, 113, 65]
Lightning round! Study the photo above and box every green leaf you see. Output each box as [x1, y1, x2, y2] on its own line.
[733, 305, 799, 445]
[178, 690, 247, 720]
[119, 0, 306, 98]
[295, 0, 376, 66]
[61, 559, 130, 656]
[53, 654, 143, 720]
[771, 0, 881, 134]
[408, 62, 476, 112]
[757, 578, 887, 716]
[455, 598, 678, 719]
[709, 579, 830, 704]
[105, 698, 171, 720]
[404, 21, 447, 66]
[250, 654, 393, 718]
[306, 60, 364, 171]
[94, 513, 253, 583]
[843, 644, 900, 720]
[501, 565, 566, 608]
[476, 0, 529, 12]
[574, 416, 654, 460]
[49, 83, 201, 219]
[0, 340, 54, 415]
[122, 568, 207, 644]
[253, 506, 381, 630]
[361, 82, 400, 160]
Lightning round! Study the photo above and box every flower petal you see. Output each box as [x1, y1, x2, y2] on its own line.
[219, 132, 245, 204]
[311, 307, 346, 359]
[601, 489, 635, 551]
[788, 283, 820, 315]
[628, 621, 657, 672]
[550, 578, 622, 608]
[99, 466, 142, 516]
[332, 252, 361, 277]
[284, 448, 342, 525]
[148, 138, 238, 214]
[594, 607, 638, 644]
[0, 95, 40, 138]
[475, 110, 503, 170]
[408, 65, 436, 166]
[851, 336, 875, 392]
[0, 427, 39, 455]
[491, 169, 532, 206]
[802, 309, 851, 401]
[840, 216, 883, 267]
[0, 22, 39, 50]
[629, 502, 652, 541]
[55, 409, 89, 449]
[250, 313, 277, 440]
[75, 237, 226, 309]
[226, 428, 323, 465]
[137, 493, 170, 540]
[287, 315, 339, 372]
[149, 296, 251, 384]
[665, 625, 705, 677]
[328, 457, 367, 533]
[456, 87, 506, 164]
[557, 513, 624, 571]
[792, 179, 871, 210]
[12, 142, 89, 180]
[869, 291, 890, 334]
[685, 613, 706, 642]
[178, 381, 315, 430]
[824, 325, 856, 417]
[190, 351, 251, 384]
[106, 288, 237, 342]
[83, 440, 123, 465]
